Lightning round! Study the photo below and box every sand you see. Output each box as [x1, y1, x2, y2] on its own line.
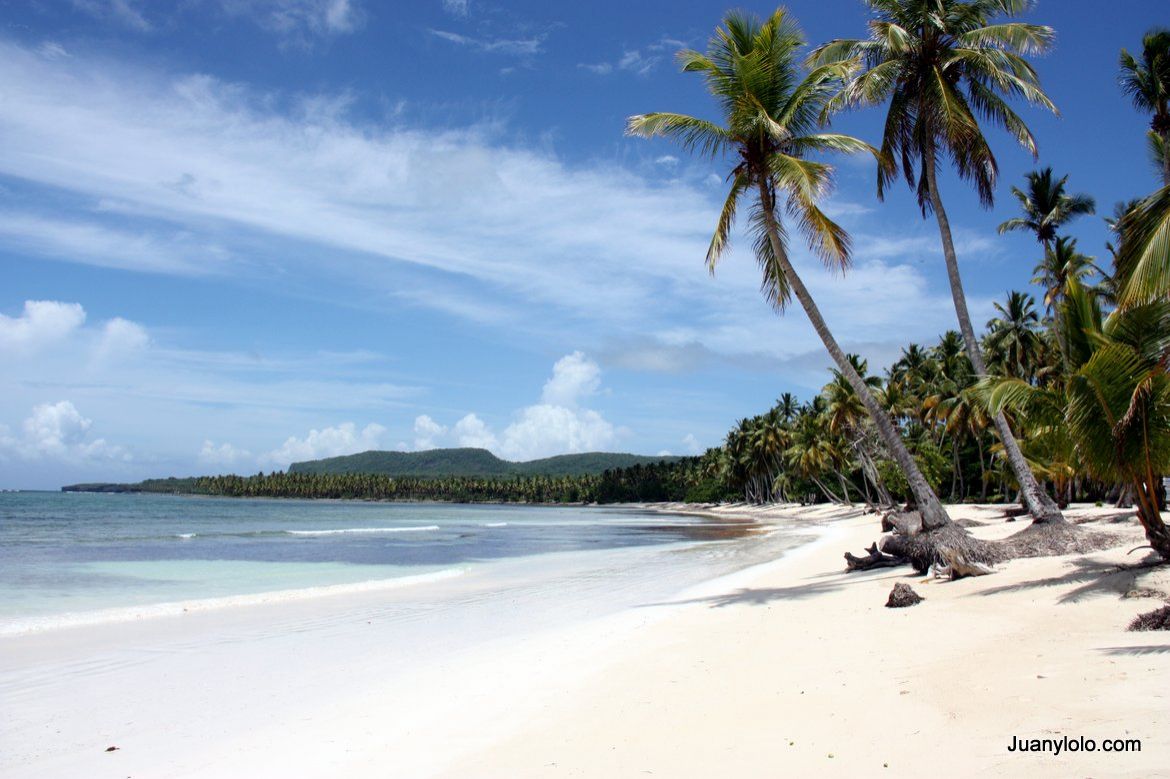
[3, 504, 1167, 778]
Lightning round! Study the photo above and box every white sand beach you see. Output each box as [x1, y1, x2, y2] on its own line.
[2, 504, 1167, 778]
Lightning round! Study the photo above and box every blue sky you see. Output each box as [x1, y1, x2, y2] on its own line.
[0, 0, 1164, 488]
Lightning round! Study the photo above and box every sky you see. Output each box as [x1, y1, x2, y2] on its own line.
[0, 0, 1165, 489]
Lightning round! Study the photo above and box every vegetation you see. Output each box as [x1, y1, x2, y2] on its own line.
[287, 448, 684, 478]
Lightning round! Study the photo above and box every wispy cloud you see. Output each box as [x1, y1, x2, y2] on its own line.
[0, 39, 972, 379]
[578, 34, 688, 78]
[440, 0, 469, 18]
[71, 0, 152, 32]
[428, 28, 543, 56]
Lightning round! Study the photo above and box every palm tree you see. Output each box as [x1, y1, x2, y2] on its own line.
[627, 8, 954, 530]
[1032, 236, 1095, 314]
[985, 291, 1045, 382]
[1115, 184, 1170, 308]
[997, 167, 1096, 253]
[989, 282, 1170, 559]
[1120, 28, 1170, 186]
[810, 0, 1066, 524]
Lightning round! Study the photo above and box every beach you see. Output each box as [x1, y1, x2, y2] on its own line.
[1, 501, 1166, 777]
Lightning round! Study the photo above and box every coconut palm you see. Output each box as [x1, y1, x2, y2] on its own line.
[1120, 28, 1170, 185]
[626, 8, 954, 529]
[989, 281, 1170, 559]
[985, 291, 1044, 382]
[1032, 236, 1095, 314]
[997, 168, 1096, 252]
[810, 0, 1066, 524]
[1115, 184, 1170, 308]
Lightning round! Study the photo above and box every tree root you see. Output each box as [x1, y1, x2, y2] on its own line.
[844, 542, 907, 571]
[845, 511, 1124, 576]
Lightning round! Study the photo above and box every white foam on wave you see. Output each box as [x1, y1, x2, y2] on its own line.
[0, 567, 466, 636]
[285, 525, 442, 536]
[176, 533, 196, 539]
[482, 522, 508, 528]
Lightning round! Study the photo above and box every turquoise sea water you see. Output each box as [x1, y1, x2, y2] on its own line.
[0, 492, 805, 633]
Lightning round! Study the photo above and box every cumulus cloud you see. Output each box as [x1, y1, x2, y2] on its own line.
[0, 401, 129, 462]
[497, 404, 614, 461]
[404, 352, 617, 461]
[681, 433, 701, 455]
[0, 300, 86, 352]
[262, 422, 386, 467]
[412, 415, 447, 450]
[540, 351, 601, 407]
[452, 413, 497, 449]
[199, 440, 253, 468]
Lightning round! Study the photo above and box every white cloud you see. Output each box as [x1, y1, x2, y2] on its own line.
[263, 422, 386, 467]
[401, 352, 617, 462]
[498, 404, 615, 460]
[540, 351, 601, 407]
[0, 300, 86, 352]
[95, 318, 150, 362]
[412, 414, 447, 450]
[38, 42, 70, 60]
[199, 440, 252, 468]
[682, 433, 701, 455]
[428, 29, 543, 56]
[441, 0, 469, 17]
[0, 401, 129, 462]
[452, 413, 497, 449]
[72, 0, 152, 32]
[220, 0, 362, 39]
[578, 35, 687, 78]
[655, 155, 679, 166]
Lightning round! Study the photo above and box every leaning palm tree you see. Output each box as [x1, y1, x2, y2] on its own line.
[810, 0, 1066, 524]
[1120, 28, 1170, 186]
[997, 167, 1096, 253]
[627, 8, 954, 530]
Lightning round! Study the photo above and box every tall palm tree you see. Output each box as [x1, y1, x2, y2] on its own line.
[1120, 28, 1170, 186]
[996, 167, 1096, 253]
[985, 291, 1045, 382]
[810, 0, 1066, 524]
[1032, 236, 1095, 314]
[627, 8, 954, 530]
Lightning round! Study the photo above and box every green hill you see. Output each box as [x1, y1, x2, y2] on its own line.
[287, 448, 682, 478]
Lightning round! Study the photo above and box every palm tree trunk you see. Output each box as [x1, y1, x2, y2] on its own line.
[757, 179, 952, 530]
[922, 157, 1066, 525]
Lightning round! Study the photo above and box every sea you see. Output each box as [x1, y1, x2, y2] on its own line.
[0, 491, 817, 636]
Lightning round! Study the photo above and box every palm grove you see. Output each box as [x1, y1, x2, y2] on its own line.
[168, 3, 1170, 562]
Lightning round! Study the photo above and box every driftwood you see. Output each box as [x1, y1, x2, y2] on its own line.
[1002, 506, 1029, 519]
[933, 546, 995, 580]
[885, 582, 924, 608]
[844, 542, 909, 572]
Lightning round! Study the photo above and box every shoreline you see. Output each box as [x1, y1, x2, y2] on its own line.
[3, 503, 1166, 777]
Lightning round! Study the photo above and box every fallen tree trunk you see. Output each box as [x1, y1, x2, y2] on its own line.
[844, 542, 908, 572]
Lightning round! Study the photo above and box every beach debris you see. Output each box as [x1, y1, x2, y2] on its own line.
[932, 547, 995, 580]
[844, 542, 908, 572]
[885, 582, 923, 608]
[1128, 604, 1170, 631]
[105, 746, 119, 752]
[1123, 587, 1167, 600]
